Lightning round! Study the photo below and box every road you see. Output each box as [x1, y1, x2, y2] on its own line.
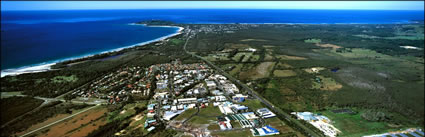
[182, 32, 323, 137]
[19, 104, 100, 137]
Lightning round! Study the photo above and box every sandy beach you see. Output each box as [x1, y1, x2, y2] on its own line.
[1, 25, 184, 78]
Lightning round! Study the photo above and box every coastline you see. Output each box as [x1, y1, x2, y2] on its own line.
[0, 25, 184, 78]
[1, 21, 422, 78]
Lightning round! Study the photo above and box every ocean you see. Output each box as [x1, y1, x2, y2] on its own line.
[1, 9, 424, 76]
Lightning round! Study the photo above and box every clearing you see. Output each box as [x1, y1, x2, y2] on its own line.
[312, 76, 343, 91]
[276, 55, 307, 60]
[239, 62, 275, 80]
[273, 70, 297, 77]
[240, 39, 268, 42]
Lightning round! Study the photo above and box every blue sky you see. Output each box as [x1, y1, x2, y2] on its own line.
[1, 1, 424, 11]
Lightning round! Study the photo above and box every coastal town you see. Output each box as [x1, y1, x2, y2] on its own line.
[1, 14, 424, 137]
[67, 59, 285, 136]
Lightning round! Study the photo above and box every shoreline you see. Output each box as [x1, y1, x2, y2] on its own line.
[1, 21, 422, 78]
[0, 25, 184, 78]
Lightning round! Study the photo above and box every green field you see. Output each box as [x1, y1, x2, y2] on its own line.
[175, 108, 197, 121]
[51, 75, 78, 83]
[187, 106, 222, 125]
[273, 70, 297, 77]
[169, 38, 184, 45]
[232, 52, 254, 62]
[240, 99, 266, 111]
[204, 53, 230, 62]
[321, 109, 403, 137]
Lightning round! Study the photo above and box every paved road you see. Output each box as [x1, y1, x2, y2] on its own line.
[183, 32, 323, 137]
[19, 104, 100, 137]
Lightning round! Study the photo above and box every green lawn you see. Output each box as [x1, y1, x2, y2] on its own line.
[232, 52, 253, 62]
[187, 106, 222, 125]
[169, 38, 184, 45]
[207, 123, 220, 130]
[51, 75, 78, 83]
[240, 99, 266, 111]
[321, 110, 396, 137]
[175, 108, 197, 121]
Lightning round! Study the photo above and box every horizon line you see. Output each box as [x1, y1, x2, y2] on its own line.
[2, 8, 424, 11]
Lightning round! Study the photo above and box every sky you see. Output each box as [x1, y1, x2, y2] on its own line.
[1, 1, 424, 11]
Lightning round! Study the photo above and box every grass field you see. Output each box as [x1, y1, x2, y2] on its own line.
[51, 75, 78, 83]
[240, 39, 268, 42]
[232, 52, 254, 62]
[312, 76, 343, 91]
[175, 108, 197, 121]
[240, 99, 266, 111]
[276, 55, 307, 60]
[321, 109, 399, 137]
[187, 106, 221, 125]
[239, 62, 275, 80]
[169, 38, 184, 45]
[205, 53, 230, 62]
[273, 70, 297, 77]
[207, 123, 220, 130]
[275, 62, 293, 69]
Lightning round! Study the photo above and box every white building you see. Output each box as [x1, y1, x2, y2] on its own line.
[178, 98, 197, 104]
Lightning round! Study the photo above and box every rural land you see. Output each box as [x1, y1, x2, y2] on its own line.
[1, 21, 424, 137]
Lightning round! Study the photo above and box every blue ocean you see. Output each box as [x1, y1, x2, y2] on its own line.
[1, 9, 424, 72]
